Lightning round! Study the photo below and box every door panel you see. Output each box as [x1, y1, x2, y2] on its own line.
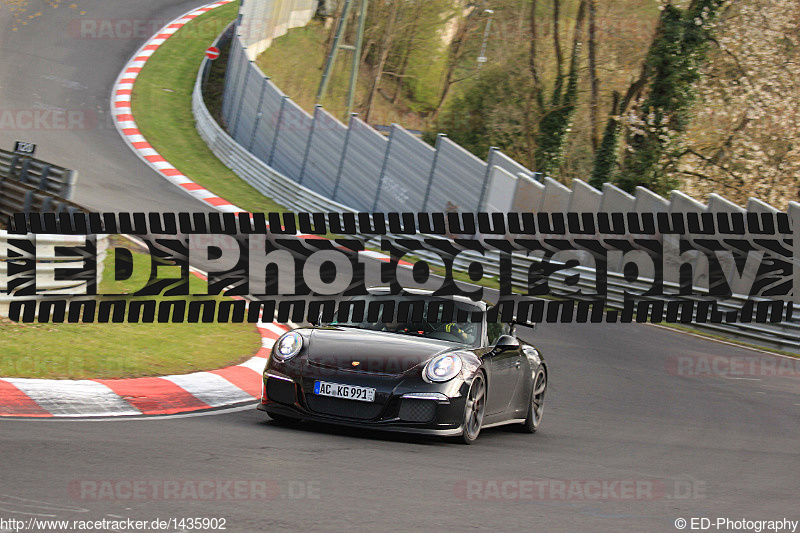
[487, 347, 524, 415]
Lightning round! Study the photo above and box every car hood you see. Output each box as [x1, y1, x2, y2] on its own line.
[305, 327, 455, 374]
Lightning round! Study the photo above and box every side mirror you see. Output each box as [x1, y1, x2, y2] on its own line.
[510, 320, 536, 336]
[493, 335, 520, 354]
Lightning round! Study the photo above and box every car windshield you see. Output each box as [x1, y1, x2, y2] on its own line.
[324, 294, 483, 346]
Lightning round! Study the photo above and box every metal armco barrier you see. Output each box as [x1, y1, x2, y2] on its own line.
[1, 150, 107, 317]
[0, 148, 78, 202]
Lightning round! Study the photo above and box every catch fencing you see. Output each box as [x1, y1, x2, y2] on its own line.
[196, 49, 800, 353]
[197, 1, 800, 352]
[219, 0, 539, 215]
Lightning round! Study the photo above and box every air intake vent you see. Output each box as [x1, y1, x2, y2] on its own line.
[266, 378, 296, 405]
[399, 399, 436, 422]
[307, 396, 384, 420]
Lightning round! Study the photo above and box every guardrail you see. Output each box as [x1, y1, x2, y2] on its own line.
[0, 148, 78, 201]
[1, 179, 86, 221]
[1, 150, 107, 318]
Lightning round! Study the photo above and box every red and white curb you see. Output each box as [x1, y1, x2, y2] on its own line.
[0, 0, 414, 419]
[0, 320, 285, 418]
[109, 0, 415, 267]
[111, 0, 242, 213]
[0, 259, 290, 417]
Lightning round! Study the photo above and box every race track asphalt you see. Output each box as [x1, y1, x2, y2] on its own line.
[0, 0, 217, 213]
[1, 2, 798, 532]
[2, 322, 799, 532]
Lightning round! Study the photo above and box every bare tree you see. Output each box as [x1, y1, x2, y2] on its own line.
[430, 2, 483, 122]
[588, 0, 599, 152]
[363, 0, 403, 123]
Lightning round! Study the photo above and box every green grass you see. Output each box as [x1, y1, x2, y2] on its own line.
[131, 1, 284, 214]
[0, 236, 261, 379]
[256, 20, 432, 130]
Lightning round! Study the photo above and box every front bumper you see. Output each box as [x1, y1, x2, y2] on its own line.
[258, 368, 469, 436]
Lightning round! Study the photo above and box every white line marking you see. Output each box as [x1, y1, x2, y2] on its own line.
[647, 323, 800, 359]
[0, 506, 57, 517]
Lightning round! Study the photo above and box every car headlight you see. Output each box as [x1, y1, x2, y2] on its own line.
[424, 353, 463, 382]
[274, 332, 303, 361]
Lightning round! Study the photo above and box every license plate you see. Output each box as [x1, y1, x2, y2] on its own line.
[314, 381, 376, 402]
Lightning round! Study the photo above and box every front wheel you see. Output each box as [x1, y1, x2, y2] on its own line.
[456, 374, 486, 444]
[521, 369, 546, 433]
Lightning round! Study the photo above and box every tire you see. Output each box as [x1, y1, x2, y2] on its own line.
[456, 374, 486, 444]
[521, 369, 546, 433]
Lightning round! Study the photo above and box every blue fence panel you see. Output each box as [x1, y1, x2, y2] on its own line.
[483, 167, 517, 212]
[300, 107, 347, 199]
[230, 62, 261, 143]
[373, 124, 434, 212]
[489, 149, 533, 179]
[270, 97, 313, 180]
[426, 137, 487, 213]
[221, 38, 247, 126]
[249, 79, 285, 163]
[334, 117, 387, 211]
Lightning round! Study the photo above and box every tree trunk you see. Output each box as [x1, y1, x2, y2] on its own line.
[363, 0, 402, 123]
[430, 5, 479, 122]
[588, 0, 599, 152]
[551, 0, 564, 102]
[391, 5, 422, 103]
[533, 0, 586, 175]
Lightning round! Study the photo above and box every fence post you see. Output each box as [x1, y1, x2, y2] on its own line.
[201, 57, 211, 90]
[371, 125, 395, 211]
[299, 104, 322, 185]
[269, 96, 289, 166]
[231, 60, 253, 140]
[63, 170, 78, 201]
[332, 113, 357, 201]
[248, 76, 269, 152]
[422, 133, 446, 211]
[222, 41, 246, 125]
[478, 146, 498, 211]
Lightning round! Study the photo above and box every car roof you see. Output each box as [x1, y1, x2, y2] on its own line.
[365, 286, 487, 311]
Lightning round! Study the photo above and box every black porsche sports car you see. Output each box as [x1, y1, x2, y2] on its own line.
[258, 289, 547, 444]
